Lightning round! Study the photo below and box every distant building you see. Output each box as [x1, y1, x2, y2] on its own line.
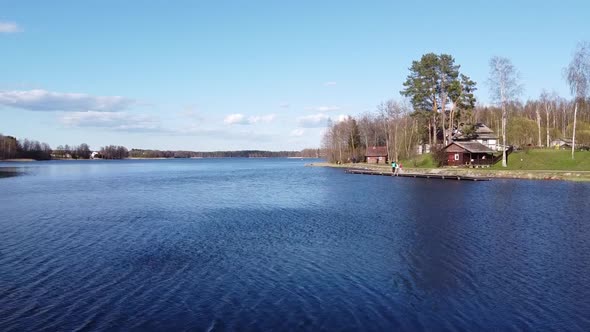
[50, 150, 72, 159]
[90, 151, 101, 159]
[416, 144, 431, 155]
[443, 141, 495, 167]
[472, 124, 499, 151]
[455, 123, 499, 151]
[550, 138, 573, 149]
[365, 146, 388, 164]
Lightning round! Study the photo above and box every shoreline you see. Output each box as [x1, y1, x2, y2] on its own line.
[1, 156, 312, 162]
[307, 162, 590, 182]
[0, 159, 37, 162]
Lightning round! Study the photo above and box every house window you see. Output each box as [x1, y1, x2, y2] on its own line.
[454, 153, 460, 161]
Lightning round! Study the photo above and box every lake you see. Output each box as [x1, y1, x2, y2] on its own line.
[1, 159, 589, 331]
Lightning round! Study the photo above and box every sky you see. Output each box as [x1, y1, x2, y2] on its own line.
[1, 0, 589, 151]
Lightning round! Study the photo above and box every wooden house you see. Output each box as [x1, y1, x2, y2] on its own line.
[454, 123, 500, 151]
[444, 141, 495, 167]
[365, 146, 388, 164]
[472, 124, 498, 151]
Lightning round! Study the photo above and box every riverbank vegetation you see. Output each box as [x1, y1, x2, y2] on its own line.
[0, 134, 52, 160]
[311, 149, 590, 182]
[492, 149, 590, 171]
[322, 42, 590, 169]
[1, 133, 318, 161]
[309, 160, 590, 182]
[397, 149, 590, 171]
[128, 149, 320, 159]
[100, 146, 130, 159]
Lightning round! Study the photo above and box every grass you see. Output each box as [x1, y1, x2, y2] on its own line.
[308, 149, 590, 182]
[398, 154, 437, 168]
[313, 150, 590, 171]
[308, 150, 590, 181]
[491, 149, 590, 171]
[400, 149, 590, 171]
[307, 154, 438, 170]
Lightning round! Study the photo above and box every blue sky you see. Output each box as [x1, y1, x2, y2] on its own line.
[1, 0, 589, 151]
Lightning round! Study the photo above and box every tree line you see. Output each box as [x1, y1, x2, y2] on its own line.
[0, 134, 52, 160]
[0, 134, 131, 160]
[1, 136, 317, 161]
[128, 149, 308, 158]
[53, 144, 92, 159]
[100, 145, 130, 159]
[322, 42, 590, 164]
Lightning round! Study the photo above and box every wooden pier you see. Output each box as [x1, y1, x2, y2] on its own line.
[345, 169, 490, 181]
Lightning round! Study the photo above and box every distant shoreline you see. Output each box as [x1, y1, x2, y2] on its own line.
[307, 162, 590, 182]
[1, 159, 36, 162]
[1, 156, 319, 162]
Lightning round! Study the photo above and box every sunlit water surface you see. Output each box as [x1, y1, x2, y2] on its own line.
[1, 159, 589, 331]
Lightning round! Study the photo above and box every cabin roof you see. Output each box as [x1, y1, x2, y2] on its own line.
[474, 123, 498, 139]
[445, 141, 495, 154]
[475, 123, 494, 134]
[455, 123, 498, 140]
[365, 146, 388, 157]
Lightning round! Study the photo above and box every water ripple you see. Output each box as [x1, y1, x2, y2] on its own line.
[0, 159, 589, 331]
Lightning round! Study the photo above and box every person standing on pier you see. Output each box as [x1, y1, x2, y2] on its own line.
[391, 160, 397, 174]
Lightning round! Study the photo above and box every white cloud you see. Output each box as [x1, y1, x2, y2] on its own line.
[0, 89, 134, 112]
[249, 114, 276, 124]
[297, 113, 331, 128]
[224, 113, 248, 125]
[290, 128, 305, 137]
[335, 114, 349, 122]
[224, 113, 276, 125]
[59, 111, 276, 139]
[323, 81, 337, 86]
[0, 22, 21, 33]
[297, 113, 349, 128]
[305, 105, 340, 112]
[60, 111, 162, 132]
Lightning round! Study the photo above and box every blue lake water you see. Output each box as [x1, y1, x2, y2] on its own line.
[1, 159, 589, 331]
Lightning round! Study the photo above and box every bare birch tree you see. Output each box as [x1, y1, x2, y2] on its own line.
[540, 91, 556, 147]
[387, 100, 403, 162]
[488, 56, 522, 167]
[535, 101, 543, 147]
[565, 41, 590, 160]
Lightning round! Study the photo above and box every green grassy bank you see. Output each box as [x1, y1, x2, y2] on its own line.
[492, 149, 590, 171]
[397, 149, 590, 171]
[309, 149, 590, 182]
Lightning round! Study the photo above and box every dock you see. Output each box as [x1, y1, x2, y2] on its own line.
[345, 169, 490, 181]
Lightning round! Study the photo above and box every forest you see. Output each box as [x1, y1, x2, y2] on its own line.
[128, 149, 319, 158]
[0, 134, 318, 160]
[0, 134, 52, 160]
[322, 43, 590, 165]
[0, 135, 130, 160]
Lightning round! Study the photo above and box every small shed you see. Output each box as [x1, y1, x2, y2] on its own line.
[444, 141, 495, 166]
[550, 138, 573, 149]
[365, 146, 388, 164]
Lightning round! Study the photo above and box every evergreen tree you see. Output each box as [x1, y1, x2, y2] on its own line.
[401, 53, 470, 146]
